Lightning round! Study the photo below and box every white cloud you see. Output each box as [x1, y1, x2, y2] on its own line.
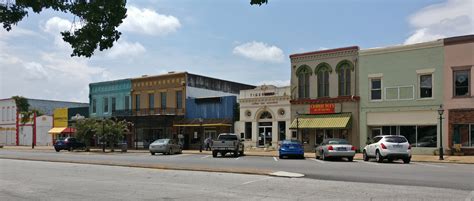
[106, 40, 146, 58]
[256, 80, 290, 87]
[405, 0, 474, 44]
[41, 17, 83, 49]
[120, 5, 181, 36]
[233, 41, 285, 63]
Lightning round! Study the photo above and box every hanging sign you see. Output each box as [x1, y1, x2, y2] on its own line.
[310, 104, 335, 114]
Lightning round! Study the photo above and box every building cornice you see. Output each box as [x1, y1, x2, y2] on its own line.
[360, 40, 443, 56]
[444, 35, 474, 46]
[290, 47, 358, 63]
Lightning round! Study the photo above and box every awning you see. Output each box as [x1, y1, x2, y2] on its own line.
[48, 127, 66, 134]
[62, 127, 76, 133]
[289, 113, 351, 129]
[173, 123, 232, 127]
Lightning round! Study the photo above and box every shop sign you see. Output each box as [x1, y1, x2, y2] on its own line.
[53, 108, 68, 127]
[310, 104, 335, 114]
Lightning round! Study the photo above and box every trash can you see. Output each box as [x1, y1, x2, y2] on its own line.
[121, 142, 128, 152]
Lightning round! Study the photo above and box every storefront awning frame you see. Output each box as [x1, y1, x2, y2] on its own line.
[289, 113, 352, 129]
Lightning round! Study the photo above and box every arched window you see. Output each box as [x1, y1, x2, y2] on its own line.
[259, 111, 272, 119]
[316, 63, 332, 98]
[337, 60, 354, 96]
[296, 65, 312, 98]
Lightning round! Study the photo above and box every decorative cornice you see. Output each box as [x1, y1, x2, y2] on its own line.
[360, 40, 443, 56]
[290, 96, 360, 104]
[444, 35, 474, 46]
[290, 46, 359, 63]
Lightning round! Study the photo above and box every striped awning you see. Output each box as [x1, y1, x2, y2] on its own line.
[48, 127, 66, 134]
[289, 113, 351, 129]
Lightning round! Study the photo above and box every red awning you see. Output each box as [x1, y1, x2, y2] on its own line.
[62, 127, 76, 133]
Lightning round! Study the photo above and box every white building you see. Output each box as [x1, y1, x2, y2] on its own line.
[235, 85, 292, 150]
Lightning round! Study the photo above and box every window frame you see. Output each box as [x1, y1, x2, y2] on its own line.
[384, 85, 415, 101]
[92, 99, 97, 114]
[369, 78, 383, 101]
[298, 73, 310, 98]
[111, 97, 116, 113]
[135, 94, 140, 111]
[148, 93, 154, 109]
[338, 64, 351, 96]
[160, 92, 167, 109]
[103, 97, 109, 113]
[317, 70, 330, 98]
[418, 73, 434, 99]
[176, 91, 183, 109]
[453, 68, 471, 98]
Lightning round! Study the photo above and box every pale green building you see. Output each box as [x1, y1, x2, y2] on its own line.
[359, 40, 444, 154]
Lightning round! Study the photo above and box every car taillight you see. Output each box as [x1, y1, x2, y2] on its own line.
[351, 146, 356, 151]
[328, 145, 333, 150]
[408, 144, 412, 149]
[380, 143, 387, 149]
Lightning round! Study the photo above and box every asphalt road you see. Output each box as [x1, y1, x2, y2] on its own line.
[1, 159, 472, 201]
[0, 149, 473, 191]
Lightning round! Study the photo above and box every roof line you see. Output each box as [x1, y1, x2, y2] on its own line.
[289, 46, 359, 58]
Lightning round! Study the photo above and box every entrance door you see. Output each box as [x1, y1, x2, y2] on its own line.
[258, 122, 272, 147]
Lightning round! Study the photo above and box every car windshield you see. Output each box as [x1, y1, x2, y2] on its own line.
[385, 136, 408, 143]
[327, 139, 349, 145]
[153, 139, 169, 144]
[218, 135, 238, 141]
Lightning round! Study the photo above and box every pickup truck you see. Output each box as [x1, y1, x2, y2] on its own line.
[211, 133, 244, 157]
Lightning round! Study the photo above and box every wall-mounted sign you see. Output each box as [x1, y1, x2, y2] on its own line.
[194, 132, 198, 139]
[310, 104, 335, 114]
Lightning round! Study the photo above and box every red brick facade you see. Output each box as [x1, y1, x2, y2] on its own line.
[448, 109, 474, 155]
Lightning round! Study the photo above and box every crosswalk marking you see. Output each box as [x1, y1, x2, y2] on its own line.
[309, 158, 326, 164]
[201, 155, 210, 159]
[273, 157, 278, 162]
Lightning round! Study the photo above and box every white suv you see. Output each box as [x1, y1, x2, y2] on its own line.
[363, 135, 412, 163]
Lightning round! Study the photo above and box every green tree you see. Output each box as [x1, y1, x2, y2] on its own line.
[75, 118, 97, 151]
[1, 0, 127, 58]
[1, 0, 267, 58]
[95, 118, 129, 152]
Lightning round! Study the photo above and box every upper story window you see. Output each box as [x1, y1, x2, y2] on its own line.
[420, 74, 433, 98]
[148, 93, 154, 109]
[135, 94, 140, 111]
[92, 99, 97, 113]
[316, 63, 332, 98]
[161, 92, 167, 108]
[259, 111, 272, 119]
[124, 96, 130, 110]
[296, 65, 312, 99]
[176, 91, 183, 109]
[337, 61, 353, 96]
[454, 69, 470, 97]
[111, 97, 116, 113]
[103, 97, 109, 113]
[370, 78, 382, 101]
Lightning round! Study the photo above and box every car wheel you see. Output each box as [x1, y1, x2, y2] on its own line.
[315, 151, 320, 159]
[348, 156, 354, 162]
[321, 152, 326, 161]
[388, 159, 394, 163]
[403, 157, 411, 164]
[55, 148, 60, 152]
[376, 150, 384, 163]
[279, 155, 283, 159]
[239, 150, 244, 156]
[168, 148, 173, 155]
[363, 151, 369, 161]
[211, 151, 217, 158]
[68, 147, 73, 152]
[300, 155, 305, 159]
[233, 151, 239, 157]
[150, 152, 155, 155]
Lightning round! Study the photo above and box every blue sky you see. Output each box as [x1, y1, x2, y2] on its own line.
[0, 0, 472, 102]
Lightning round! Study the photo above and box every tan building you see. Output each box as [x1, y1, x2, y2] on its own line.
[235, 85, 291, 150]
[443, 35, 474, 155]
[289, 46, 360, 151]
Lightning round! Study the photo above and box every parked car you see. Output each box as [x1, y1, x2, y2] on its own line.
[211, 133, 244, 157]
[149, 139, 182, 155]
[278, 140, 304, 159]
[363, 135, 411, 163]
[315, 138, 356, 161]
[54, 137, 86, 152]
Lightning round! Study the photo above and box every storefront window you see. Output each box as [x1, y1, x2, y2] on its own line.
[400, 126, 416, 145]
[416, 126, 437, 147]
[245, 122, 252, 140]
[382, 126, 397, 135]
[278, 121, 286, 141]
[453, 124, 470, 147]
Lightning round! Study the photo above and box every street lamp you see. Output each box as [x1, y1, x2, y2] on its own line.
[437, 104, 444, 160]
[199, 118, 203, 152]
[296, 111, 300, 142]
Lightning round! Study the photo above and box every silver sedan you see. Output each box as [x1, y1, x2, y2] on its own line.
[149, 139, 182, 155]
[315, 138, 356, 161]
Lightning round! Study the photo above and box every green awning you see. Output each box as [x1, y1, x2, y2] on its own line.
[289, 113, 351, 129]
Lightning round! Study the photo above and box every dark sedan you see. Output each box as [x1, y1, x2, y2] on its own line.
[54, 137, 86, 152]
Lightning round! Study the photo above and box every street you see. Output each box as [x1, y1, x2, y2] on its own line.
[1, 159, 472, 201]
[0, 149, 473, 192]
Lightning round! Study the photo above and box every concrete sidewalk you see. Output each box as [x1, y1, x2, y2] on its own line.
[2, 145, 474, 164]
